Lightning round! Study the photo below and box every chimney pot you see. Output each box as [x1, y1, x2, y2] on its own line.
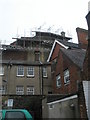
[61, 31, 65, 37]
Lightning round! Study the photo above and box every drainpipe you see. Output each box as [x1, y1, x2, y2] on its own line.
[39, 62, 43, 95]
[6, 61, 12, 94]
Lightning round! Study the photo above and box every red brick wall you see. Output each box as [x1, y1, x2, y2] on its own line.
[78, 82, 88, 118]
[50, 43, 63, 61]
[53, 50, 81, 94]
[83, 50, 88, 80]
[76, 27, 88, 49]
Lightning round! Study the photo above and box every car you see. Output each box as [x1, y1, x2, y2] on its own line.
[0, 109, 33, 120]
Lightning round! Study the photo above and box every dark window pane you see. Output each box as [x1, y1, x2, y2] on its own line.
[5, 111, 25, 119]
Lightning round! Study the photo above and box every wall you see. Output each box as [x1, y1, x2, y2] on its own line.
[1, 46, 52, 95]
[2, 63, 52, 95]
[2, 95, 43, 120]
[50, 43, 61, 61]
[42, 95, 80, 118]
[53, 50, 81, 94]
[76, 27, 88, 49]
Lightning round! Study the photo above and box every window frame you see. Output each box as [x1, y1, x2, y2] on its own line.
[27, 86, 34, 95]
[27, 66, 34, 77]
[0, 85, 5, 94]
[16, 86, 24, 95]
[43, 67, 47, 77]
[64, 69, 70, 85]
[17, 66, 24, 77]
[56, 74, 61, 87]
[0, 66, 4, 76]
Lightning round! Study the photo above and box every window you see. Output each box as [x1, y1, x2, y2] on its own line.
[43, 67, 47, 77]
[5, 111, 25, 119]
[56, 74, 61, 87]
[0, 66, 4, 75]
[35, 52, 40, 61]
[17, 66, 24, 76]
[49, 104, 54, 109]
[64, 69, 70, 84]
[16, 86, 24, 95]
[27, 66, 34, 77]
[27, 86, 34, 95]
[0, 86, 5, 94]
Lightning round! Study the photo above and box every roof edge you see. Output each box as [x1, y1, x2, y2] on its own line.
[47, 39, 68, 62]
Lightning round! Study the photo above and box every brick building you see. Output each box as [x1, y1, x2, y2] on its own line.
[76, 27, 88, 49]
[47, 26, 88, 118]
[51, 47, 86, 94]
[0, 30, 71, 95]
[47, 27, 88, 95]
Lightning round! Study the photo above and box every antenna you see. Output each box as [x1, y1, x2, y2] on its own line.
[55, 28, 60, 34]
[24, 29, 26, 37]
[47, 25, 54, 32]
[3, 40, 6, 45]
[67, 30, 72, 38]
[47, 26, 51, 31]
[54, 26, 63, 35]
[37, 22, 46, 31]
[38, 26, 42, 30]
[16, 27, 20, 38]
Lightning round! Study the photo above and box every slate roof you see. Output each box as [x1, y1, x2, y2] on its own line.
[47, 39, 79, 62]
[46, 93, 78, 103]
[0, 60, 51, 66]
[35, 31, 72, 40]
[58, 39, 79, 48]
[60, 48, 86, 69]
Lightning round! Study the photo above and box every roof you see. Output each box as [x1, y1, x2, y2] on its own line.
[45, 93, 78, 104]
[58, 39, 79, 48]
[0, 60, 51, 66]
[47, 39, 79, 62]
[60, 48, 86, 69]
[35, 31, 72, 40]
[76, 27, 88, 33]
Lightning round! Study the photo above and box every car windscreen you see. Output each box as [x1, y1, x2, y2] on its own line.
[5, 111, 26, 119]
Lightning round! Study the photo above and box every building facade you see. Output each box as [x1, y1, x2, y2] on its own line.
[0, 31, 71, 95]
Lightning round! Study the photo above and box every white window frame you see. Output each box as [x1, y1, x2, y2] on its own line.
[56, 74, 61, 87]
[17, 66, 24, 76]
[43, 67, 47, 77]
[0, 85, 5, 94]
[27, 86, 34, 95]
[16, 86, 24, 95]
[0, 66, 4, 75]
[64, 69, 70, 84]
[27, 66, 34, 77]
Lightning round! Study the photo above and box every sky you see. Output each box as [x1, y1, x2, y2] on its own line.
[0, 0, 89, 44]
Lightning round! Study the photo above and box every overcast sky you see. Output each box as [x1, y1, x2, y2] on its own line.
[0, 0, 89, 44]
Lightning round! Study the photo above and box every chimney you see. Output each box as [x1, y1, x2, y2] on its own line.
[61, 31, 65, 37]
